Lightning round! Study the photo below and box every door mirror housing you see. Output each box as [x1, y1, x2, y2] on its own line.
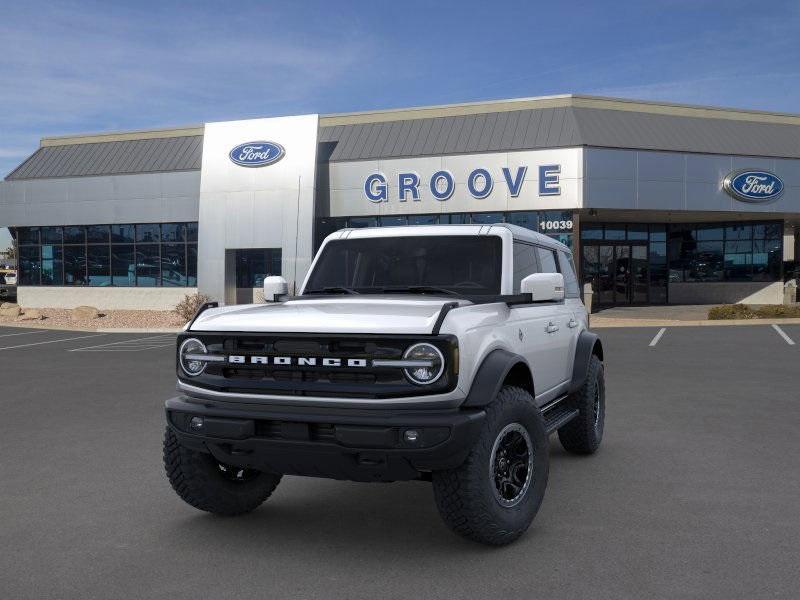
[263, 276, 288, 303]
[520, 273, 565, 302]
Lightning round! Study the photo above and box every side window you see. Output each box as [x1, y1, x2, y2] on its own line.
[536, 247, 559, 274]
[558, 251, 580, 298]
[513, 242, 538, 292]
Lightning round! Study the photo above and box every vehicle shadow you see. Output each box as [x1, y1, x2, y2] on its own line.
[157, 446, 583, 557]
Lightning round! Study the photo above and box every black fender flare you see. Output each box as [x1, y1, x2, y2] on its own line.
[462, 349, 531, 408]
[568, 330, 604, 394]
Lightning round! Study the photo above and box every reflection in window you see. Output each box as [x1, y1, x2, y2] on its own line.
[64, 246, 87, 285]
[667, 221, 782, 283]
[162, 244, 187, 286]
[235, 249, 282, 288]
[64, 226, 85, 244]
[14, 223, 198, 288]
[19, 246, 40, 285]
[86, 225, 109, 244]
[379, 216, 408, 227]
[112, 245, 135, 287]
[161, 223, 186, 243]
[111, 225, 135, 243]
[408, 214, 438, 225]
[41, 227, 63, 244]
[470, 212, 504, 224]
[512, 242, 538, 292]
[136, 245, 160, 286]
[41, 245, 63, 285]
[136, 224, 161, 243]
[87, 245, 111, 286]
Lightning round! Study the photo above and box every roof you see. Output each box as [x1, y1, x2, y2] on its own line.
[327, 223, 569, 252]
[6, 134, 203, 180]
[319, 99, 800, 161]
[7, 94, 800, 181]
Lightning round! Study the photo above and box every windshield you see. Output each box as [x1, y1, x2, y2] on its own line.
[304, 235, 502, 296]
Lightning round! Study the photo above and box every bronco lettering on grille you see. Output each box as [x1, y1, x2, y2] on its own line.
[227, 355, 369, 368]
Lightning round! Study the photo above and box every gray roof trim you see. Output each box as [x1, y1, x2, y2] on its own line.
[6, 135, 203, 180]
[321, 105, 800, 162]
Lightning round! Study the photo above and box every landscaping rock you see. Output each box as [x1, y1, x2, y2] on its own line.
[0, 302, 19, 309]
[17, 309, 43, 321]
[72, 305, 100, 320]
[0, 305, 22, 317]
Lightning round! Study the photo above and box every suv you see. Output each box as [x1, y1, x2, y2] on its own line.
[0, 269, 16, 300]
[164, 224, 605, 545]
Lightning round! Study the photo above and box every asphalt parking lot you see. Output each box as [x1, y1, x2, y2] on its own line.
[1, 324, 799, 600]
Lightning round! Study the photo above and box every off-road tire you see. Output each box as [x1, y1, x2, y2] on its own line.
[163, 427, 282, 516]
[558, 354, 604, 454]
[432, 386, 549, 546]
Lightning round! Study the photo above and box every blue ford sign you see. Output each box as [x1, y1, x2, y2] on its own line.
[723, 169, 784, 203]
[229, 141, 285, 167]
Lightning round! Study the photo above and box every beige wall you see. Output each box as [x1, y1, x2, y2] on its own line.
[668, 282, 784, 305]
[17, 287, 197, 311]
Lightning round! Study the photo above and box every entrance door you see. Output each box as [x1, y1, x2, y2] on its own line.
[583, 243, 648, 305]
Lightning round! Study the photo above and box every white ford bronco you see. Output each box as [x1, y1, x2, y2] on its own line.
[164, 224, 605, 545]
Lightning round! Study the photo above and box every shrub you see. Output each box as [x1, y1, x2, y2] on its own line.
[708, 303, 800, 320]
[175, 293, 211, 322]
[754, 304, 800, 318]
[707, 304, 757, 320]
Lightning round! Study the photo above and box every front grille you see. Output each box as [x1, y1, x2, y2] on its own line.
[179, 332, 458, 399]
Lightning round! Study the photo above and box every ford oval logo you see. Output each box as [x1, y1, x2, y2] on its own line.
[229, 141, 285, 167]
[723, 169, 784, 203]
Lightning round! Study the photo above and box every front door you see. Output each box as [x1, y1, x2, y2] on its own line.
[583, 243, 649, 306]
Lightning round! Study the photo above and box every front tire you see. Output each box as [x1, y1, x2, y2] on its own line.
[432, 386, 549, 546]
[163, 427, 282, 516]
[558, 354, 605, 454]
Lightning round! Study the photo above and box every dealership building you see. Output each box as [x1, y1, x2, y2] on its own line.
[0, 94, 798, 310]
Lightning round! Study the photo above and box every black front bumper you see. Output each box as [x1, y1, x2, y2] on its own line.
[166, 396, 485, 482]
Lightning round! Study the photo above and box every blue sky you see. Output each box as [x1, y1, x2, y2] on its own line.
[1, 0, 799, 249]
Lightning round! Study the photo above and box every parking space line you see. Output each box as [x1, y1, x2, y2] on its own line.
[0, 330, 49, 339]
[69, 334, 175, 352]
[771, 324, 796, 346]
[0, 333, 106, 351]
[76, 343, 175, 352]
[649, 327, 667, 347]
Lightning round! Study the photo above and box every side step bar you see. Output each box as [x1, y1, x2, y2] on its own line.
[540, 395, 579, 434]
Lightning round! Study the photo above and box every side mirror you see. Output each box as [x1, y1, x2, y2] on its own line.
[520, 273, 565, 302]
[263, 276, 288, 303]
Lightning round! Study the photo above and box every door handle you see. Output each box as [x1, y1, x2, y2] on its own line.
[545, 322, 559, 334]
[568, 318, 579, 328]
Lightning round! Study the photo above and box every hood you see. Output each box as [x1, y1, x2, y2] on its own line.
[190, 295, 465, 334]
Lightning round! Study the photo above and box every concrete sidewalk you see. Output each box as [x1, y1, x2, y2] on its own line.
[590, 304, 800, 328]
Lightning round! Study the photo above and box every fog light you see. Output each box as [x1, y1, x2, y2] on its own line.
[189, 416, 204, 431]
[403, 429, 420, 443]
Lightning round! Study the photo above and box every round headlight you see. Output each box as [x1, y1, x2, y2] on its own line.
[403, 343, 445, 385]
[179, 338, 208, 377]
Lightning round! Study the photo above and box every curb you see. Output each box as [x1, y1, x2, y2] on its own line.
[96, 328, 182, 333]
[590, 317, 800, 328]
[0, 321, 183, 333]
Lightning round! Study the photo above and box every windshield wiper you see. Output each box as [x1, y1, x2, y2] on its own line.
[379, 286, 461, 297]
[304, 286, 360, 295]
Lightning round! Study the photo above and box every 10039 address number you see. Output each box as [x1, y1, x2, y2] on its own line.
[539, 220, 573, 232]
